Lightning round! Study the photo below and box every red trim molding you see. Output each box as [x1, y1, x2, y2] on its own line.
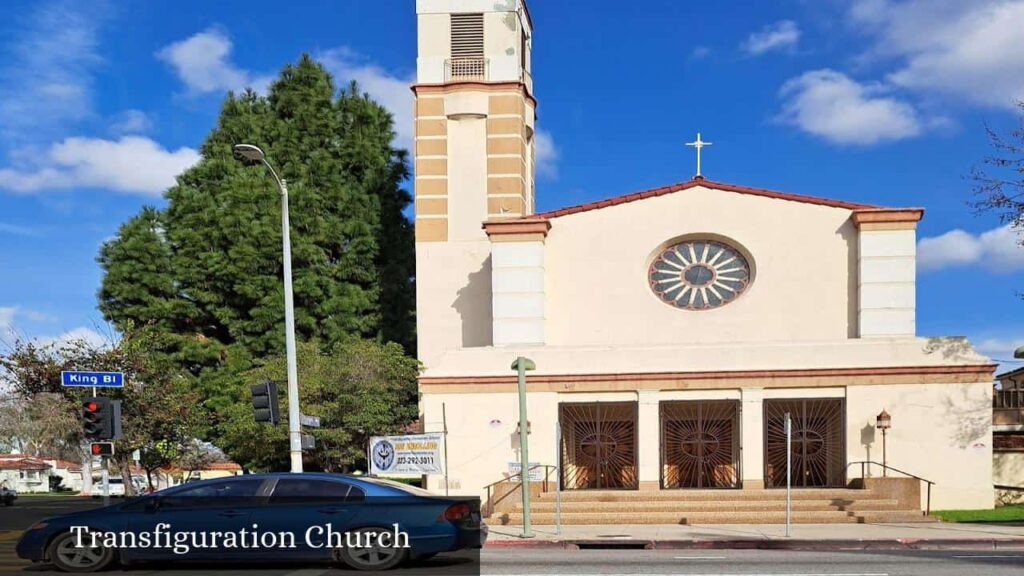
[510, 178, 885, 221]
[420, 364, 997, 386]
[412, 82, 537, 108]
[483, 219, 551, 237]
[852, 208, 925, 226]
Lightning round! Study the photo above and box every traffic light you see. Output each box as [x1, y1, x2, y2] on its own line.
[90, 442, 114, 456]
[250, 380, 280, 424]
[82, 397, 122, 440]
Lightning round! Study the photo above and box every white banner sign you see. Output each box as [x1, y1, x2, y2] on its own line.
[508, 461, 544, 481]
[369, 433, 444, 475]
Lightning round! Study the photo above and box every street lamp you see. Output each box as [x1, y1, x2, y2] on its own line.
[233, 144, 303, 474]
[875, 409, 891, 477]
[511, 356, 536, 538]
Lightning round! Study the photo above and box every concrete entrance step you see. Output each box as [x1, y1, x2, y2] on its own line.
[534, 489, 878, 502]
[496, 510, 938, 525]
[510, 498, 906, 513]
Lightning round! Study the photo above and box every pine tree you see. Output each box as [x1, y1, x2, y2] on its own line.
[98, 55, 415, 363]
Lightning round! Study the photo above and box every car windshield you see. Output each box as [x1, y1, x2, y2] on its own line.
[359, 477, 434, 496]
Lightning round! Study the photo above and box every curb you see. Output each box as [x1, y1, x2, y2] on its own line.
[485, 538, 1024, 551]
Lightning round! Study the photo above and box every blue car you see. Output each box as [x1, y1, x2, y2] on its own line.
[16, 473, 486, 572]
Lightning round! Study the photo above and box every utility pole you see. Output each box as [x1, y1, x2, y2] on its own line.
[512, 356, 536, 539]
[233, 144, 303, 473]
[785, 412, 792, 538]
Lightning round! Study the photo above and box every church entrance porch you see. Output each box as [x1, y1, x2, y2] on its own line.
[764, 398, 846, 488]
[660, 400, 741, 489]
[559, 402, 639, 490]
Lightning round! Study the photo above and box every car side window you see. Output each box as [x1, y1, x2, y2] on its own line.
[268, 479, 359, 504]
[161, 479, 264, 509]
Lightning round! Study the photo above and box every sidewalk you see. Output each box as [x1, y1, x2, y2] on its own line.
[485, 522, 1024, 550]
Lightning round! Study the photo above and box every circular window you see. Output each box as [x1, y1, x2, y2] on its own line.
[648, 239, 751, 310]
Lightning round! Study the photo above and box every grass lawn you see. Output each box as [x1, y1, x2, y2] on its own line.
[933, 505, 1024, 523]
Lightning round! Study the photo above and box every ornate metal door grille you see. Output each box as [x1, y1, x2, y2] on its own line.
[764, 398, 846, 488]
[661, 400, 740, 489]
[559, 403, 638, 490]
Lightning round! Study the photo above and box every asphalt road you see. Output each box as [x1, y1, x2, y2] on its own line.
[0, 547, 1022, 575]
[3, 499, 1024, 575]
[479, 548, 1024, 574]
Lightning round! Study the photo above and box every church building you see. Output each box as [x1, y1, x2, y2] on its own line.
[411, 0, 996, 518]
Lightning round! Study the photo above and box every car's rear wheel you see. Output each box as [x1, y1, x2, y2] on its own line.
[335, 527, 408, 571]
[47, 531, 116, 573]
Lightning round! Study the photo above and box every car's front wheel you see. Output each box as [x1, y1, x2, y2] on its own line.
[47, 531, 116, 573]
[335, 527, 409, 571]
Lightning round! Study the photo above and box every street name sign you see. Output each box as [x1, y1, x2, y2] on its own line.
[300, 434, 316, 450]
[61, 371, 124, 388]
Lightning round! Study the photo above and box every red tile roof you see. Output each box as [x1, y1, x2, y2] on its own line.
[0, 458, 50, 470]
[159, 462, 242, 473]
[3, 455, 82, 471]
[524, 177, 886, 221]
[46, 459, 83, 472]
[205, 462, 242, 471]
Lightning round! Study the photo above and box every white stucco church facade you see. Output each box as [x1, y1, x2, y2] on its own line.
[411, 0, 996, 512]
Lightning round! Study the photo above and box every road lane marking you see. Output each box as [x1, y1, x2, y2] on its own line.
[952, 555, 1022, 558]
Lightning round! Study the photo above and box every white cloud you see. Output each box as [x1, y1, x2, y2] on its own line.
[109, 109, 153, 135]
[847, 0, 1024, 107]
[777, 69, 922, 144]
[0, 0, 104, 141]
[691, 46, 712, 60]
[974, 337, 1024, 360]
[0, 306, 110, 350]
[320, 48, 415, 152]
[0, 223, 39, 237]
[534, 129, 560, 179]
[0, 307, 16, 345]
[742, 20, 801, 55]
[37, 327, 109, 350]
[156, 29, 273, 95]
[918, 224, 1024, 273]
[0, 136, 199, 197]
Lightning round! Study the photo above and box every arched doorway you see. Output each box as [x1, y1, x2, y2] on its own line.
[661, 400, 741, 489]
[764, 398, 846, 488]
[559, 402, 638, 490]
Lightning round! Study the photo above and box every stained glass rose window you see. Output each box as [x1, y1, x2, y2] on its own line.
[648, 239, 751, 310]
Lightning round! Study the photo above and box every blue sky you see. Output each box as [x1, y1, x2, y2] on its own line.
[0, 0, 1022, 368]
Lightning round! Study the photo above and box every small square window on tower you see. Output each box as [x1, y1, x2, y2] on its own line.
[448, 13, 485, 80]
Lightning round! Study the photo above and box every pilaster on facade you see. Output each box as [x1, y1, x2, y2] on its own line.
[485, 220, 549, 346]
[853, 208, 923, 338]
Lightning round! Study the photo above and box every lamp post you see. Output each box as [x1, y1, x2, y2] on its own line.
[875, 409, 891, 477]
[511, 356, 536, 538]
[233, 144, 303, 474]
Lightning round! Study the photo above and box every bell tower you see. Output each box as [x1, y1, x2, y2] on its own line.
[413, 0, 536, 243]
[413, 0, 537, 366]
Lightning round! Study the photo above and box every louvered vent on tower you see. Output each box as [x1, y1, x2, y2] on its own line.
[448, 13, 486, 79]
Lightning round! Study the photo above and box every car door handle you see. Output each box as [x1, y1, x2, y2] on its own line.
[219, 510, 245, 517]
[318, 507, 347, 515]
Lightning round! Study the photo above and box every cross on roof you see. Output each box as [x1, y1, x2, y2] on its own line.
[685, 133, 713, 178]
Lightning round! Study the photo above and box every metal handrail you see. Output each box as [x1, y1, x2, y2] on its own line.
[482, 464, 555, 517]
[847, 460, 935, 516]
